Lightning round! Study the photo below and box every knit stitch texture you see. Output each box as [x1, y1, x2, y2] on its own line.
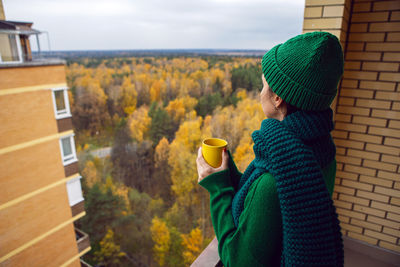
[232, 109, 343, 266]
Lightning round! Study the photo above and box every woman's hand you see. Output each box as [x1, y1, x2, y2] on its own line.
[196, 147, 229, 183]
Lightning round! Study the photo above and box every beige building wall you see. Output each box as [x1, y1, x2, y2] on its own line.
[0, 64, 88, 266]
[303, 0, 400, 254]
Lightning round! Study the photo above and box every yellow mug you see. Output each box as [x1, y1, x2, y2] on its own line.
[202, 138, 228, 168]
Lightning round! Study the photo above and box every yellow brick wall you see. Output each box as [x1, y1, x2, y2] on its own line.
[304, 0, 400, 253]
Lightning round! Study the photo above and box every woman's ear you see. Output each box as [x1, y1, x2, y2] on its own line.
[273, 94, 284, 108]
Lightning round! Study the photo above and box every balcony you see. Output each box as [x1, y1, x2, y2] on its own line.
[75, 227, 90, 254]
[0, 20, 64, 68]
[191, 236, 400, 267]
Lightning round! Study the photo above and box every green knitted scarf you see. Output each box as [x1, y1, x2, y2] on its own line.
[232, 109, 343, 266]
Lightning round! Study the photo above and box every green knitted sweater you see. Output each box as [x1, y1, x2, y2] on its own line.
[199, 157, 336, 266]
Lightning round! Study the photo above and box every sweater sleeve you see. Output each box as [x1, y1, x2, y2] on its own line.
[199, 170, 282, 267]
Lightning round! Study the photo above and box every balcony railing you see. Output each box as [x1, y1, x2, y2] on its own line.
[191, 237, 222, 267]
[75, 227, 90, 253]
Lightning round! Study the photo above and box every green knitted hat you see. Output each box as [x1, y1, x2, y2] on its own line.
[261, 31, 344, 111]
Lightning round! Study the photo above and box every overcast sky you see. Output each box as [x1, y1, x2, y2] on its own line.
[3, 0, 305, 51]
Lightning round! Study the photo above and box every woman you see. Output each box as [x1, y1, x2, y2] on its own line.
[197, 32, 344, 266]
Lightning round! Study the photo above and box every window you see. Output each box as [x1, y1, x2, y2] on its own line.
[59, 135, 77, 165]
[0, 33, 22, 63]
[66, 176, 84, 206]
[51, 88, 71, 119]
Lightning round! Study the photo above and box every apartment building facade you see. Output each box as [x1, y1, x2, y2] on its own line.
[0, 4, 90, 267]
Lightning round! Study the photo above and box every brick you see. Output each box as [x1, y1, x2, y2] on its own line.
[347, 42, 365, 51]
[344, 70, 378, 80]
[337, 155, 362, 166]
[393, 102, 400, 110]
[378, 170, 400, 181]
[339, 96, 355, 105]
[332, 130, 348, 139]
[373, 1, 400, 11]
[384, 138, 400, 148]
[341, 79, 358, 88]
[371, 109, 400, 120]
[348, 232, 378, 246]
[344, 179, 374, 191]
[391, 11, 400, 21]
[352, 218, 382, 232]
[344, 61, 361, 70]
[337, 162, 344, 170]
[365, 229, 397, 243]
[349, 23, 368, 32]
[345, 164, 377, 176]
[380, 241, 400, 253]
[334, 185, 356, 195]
[371, 201, 400, 215]
[335, 177, 342, 185]
[336, 122, 367, 133]
[368, 215, 400, 229]
[364, 159, 398, 172]
[303, 18, 343, 29]
[349, 132, 382, 144]
[340, 89, 374, 99]
[357, 189, 391, 203]
[338, 214, 350, 223]
[340, 194, 370, 206]
[349, 33, 385, 42]
[366, 42, 400, 52]
[359, 81, 396, 91]
[354, 204, 386, 217]
[346, 52, 381, 61]
[352, 116, 387, 127]
[387, 33, 400, 41]
[306, 0, 345, 5]
[359, 175, 393, 188]
[335, 113, 352, 122]
[370, 22, 400, 32]
[348, 149, 380, 161]
[352, 12, 389, 22]
[382, 154, 400, 165]
[337, 106, 370, 116]
[375, 186, 400, 198]
[395, 182, 400, 189]
[388, 120, 400, 129]
[382, 227, 400, 241]
[356, 99, 391, 109]
[304, 7, 323, 18]
[369, 126, 400, 139]
[334, 199, 353, 209]
[337, 207, 366, 220]
[391, 197, 400, 206]
[323, 6, 345, 17]
[341, 222, 363, 233]
[383, 52, 400, 62]
[363, 62, 399, 72]
[337, 147, 346, 155]
[366, 143, 400, 156]
[387, 212, 400, 221]
[337, 170, 359, 180]
[335, 139, 365, 150]
[353, 2, 371, 12]
[375, 91, 400, 101]
[380, 72, 400, 82]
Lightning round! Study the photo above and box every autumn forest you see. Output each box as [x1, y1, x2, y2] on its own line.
[68, 55, 266, 266]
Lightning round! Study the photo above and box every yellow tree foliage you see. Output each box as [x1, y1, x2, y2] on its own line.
[94, 228, 126, 266]
[82, 160, 99, 188]
[120, 76, 137, 116]
[233, 135, 255, 172]
[150, 217, 170, 266]
[155, 137, 170, 169]
[165, 96, 198, 123]
[181, 228, 204, 266]
[128, 106, 152, 142]
[150, 79, 167, 103]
